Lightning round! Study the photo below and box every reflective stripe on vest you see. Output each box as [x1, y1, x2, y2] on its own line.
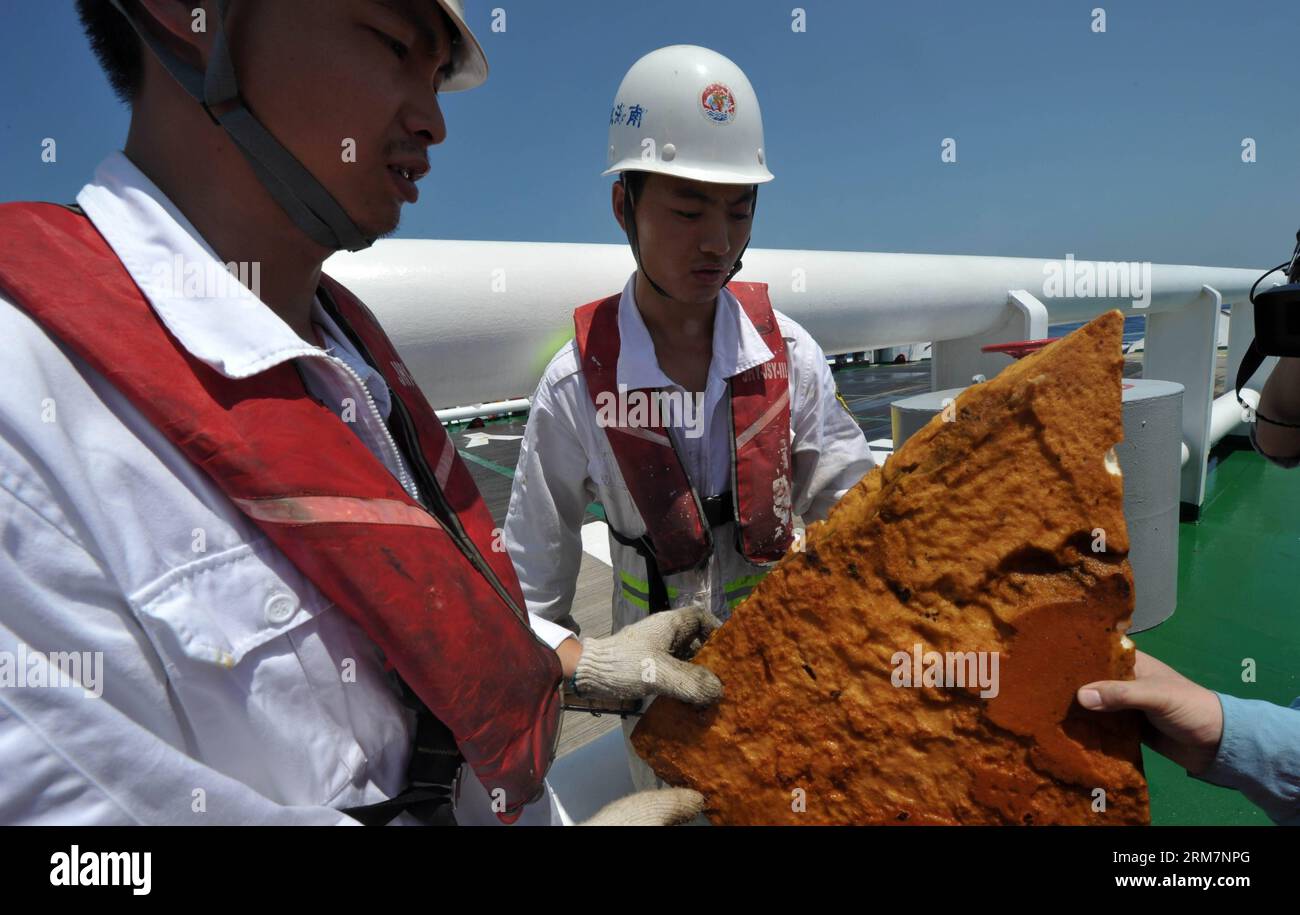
[618, 569, 679, 612]
[0, 202, 562, 819]
[723, 571, 768, 609]
[573, 282, 794, 576]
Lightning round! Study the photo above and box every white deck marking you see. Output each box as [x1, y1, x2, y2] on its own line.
[581, 520, 613, 566]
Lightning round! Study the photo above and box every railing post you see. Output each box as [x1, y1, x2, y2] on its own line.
[1143, 285, 1220, 515]
[930, 289, 1050, 390]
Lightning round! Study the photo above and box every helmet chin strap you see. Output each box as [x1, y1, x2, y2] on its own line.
[725, 185, 758, 284]
[620, 173, 671, 299]
[109, 0, 374, 252]
[621, 174, 758, 302]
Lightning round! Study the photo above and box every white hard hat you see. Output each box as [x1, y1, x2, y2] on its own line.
[603, 45, 774, 185]
[434, 0, 489, 92]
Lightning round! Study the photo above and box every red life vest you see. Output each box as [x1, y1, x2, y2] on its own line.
[0, 203, 561, 819]
[573, 282, 794, 578]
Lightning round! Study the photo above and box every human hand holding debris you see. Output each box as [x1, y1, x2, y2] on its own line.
[1078, 649, 1225, 775]
[572, 604, 724, 705]
[581, 788, 705, 826]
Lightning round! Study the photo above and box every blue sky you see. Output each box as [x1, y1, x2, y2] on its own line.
[1, 0, 1295, 267]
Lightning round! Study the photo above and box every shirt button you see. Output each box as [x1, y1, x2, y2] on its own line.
[264, 592, 298, 625]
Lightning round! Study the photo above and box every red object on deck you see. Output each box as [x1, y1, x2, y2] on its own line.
[980, 338, 1061, 360]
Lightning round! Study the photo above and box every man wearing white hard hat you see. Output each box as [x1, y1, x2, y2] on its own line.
[504, 45, 877, 788]
[0, 2, 709, 826]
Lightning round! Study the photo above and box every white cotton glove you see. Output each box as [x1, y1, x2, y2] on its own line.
[581, 788, 705, 826]
[572, 604, 724, 705]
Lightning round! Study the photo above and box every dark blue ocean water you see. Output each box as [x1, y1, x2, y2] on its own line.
[1049, 315, 1146, 347]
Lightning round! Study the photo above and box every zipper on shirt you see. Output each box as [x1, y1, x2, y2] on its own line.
[307, 301, 564, 808]
[655, 395, 716, 613]
[386, 377, 534, 628]
[299, 350, 422, 504]
[312, 290, 534, 631]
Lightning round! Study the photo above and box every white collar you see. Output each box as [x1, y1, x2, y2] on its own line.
[76, 151, 335, 380]
[614, 273, 774, 390]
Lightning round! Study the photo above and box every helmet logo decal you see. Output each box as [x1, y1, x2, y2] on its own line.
[699, 83, 737, 124]
[610, 102, 646, 128]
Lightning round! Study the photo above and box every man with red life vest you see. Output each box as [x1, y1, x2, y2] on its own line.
[503, 46, 878, 788]
[0, 1, 716, 825]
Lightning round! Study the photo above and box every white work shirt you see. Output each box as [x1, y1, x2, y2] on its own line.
[504, 273, 877, 630]
[0, 152, 569, 825]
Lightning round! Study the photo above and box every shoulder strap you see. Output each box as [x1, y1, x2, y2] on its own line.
[725, 282, 795, 563]
[573, 293, 713, 577]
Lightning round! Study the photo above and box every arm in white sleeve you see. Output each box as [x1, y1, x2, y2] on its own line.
[0, 485, 356, 826]
[503, 376, 593, 625]
[0, 668, 358, 825]
[528, 612, 576, 650]
[790, 333, 877, 523]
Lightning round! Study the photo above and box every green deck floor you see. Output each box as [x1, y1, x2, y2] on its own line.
[1135, 443, 1300, 825]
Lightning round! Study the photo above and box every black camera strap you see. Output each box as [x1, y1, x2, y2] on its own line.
[1237, 237, 1300, 429]
[1235, 339, 1300, 428]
